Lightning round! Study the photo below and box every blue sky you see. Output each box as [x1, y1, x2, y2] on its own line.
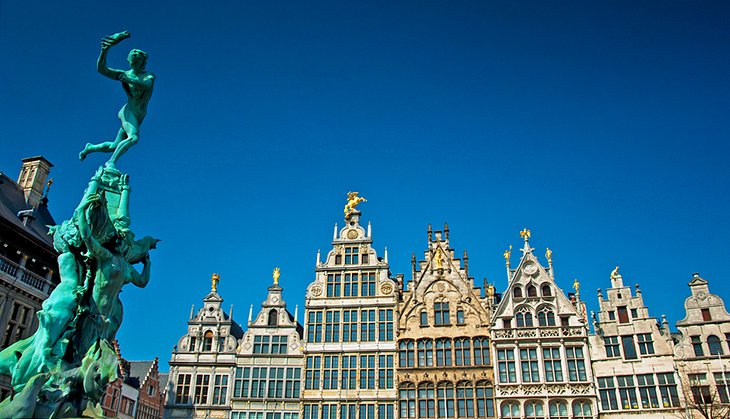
[1, 1, 728, 369]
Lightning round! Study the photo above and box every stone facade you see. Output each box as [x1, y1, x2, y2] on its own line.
[673, 274, 730, 418]
[0, 156, 59, 397]
[230, 277, 304, 419]
[166, 281, 244, 418]
[396, 225, 496, 418]
[301, 210, 398, 419]
[490, 233, 597, 419]
[588, 270, 682, 418]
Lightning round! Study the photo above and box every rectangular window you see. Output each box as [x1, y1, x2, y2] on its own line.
[233, 367, 244, 398]
[689, 373, 712, 404]
[497, 349, 516, 383]
[345, 247, 359, 265]
[360, 309, 376, 341]
[250, 367, 266, 397]
[621, 335, 638, 360]
[321, 404, 337, 419]
[598, 377, 619, 410]
[378, 355, 394, 389]
[326, 274, 341, 297]
[637, 333, 654, 355]
[608, 311, 615, 320]
[271, 335, 288, 354]
[691, 336, 704, 356]
[378, 403, 394, 419]
[378, 309, 393, 341]
[657, 373, 680, 407]
[604, 336, 620, 357]
[617, 375, 639, 409]
[456, 310, 465, 325]
[566, 346, 587, 381]
[360, 355, 376, 389]
[454, 338, 471, 366]
[305, 356, 321, 389]
[322, 356, 339, 390]
[520, 348, 539, 382]
[437, 383, 455, 418]
[253, 335, 270, 354]
[473, 337, 490, 366]
[344, 273, 359, 297]
[701, 308, 712, 321]
[325, 311, 340, 343]
[284, 367, 301, 398]
[543, 347, 563, 382]
[359, 404, 375, 419]
[630, 308, 638, 318]
[361, 272, 376, 296]
[341, 355, 357, 389]
[434, 302, 450, 325]
[307, 311, 323, 343]
[617, 306, 629, 323]
[714, 372, 730, 403]
[476, 385, 494, 418]
[636, 374, 659, 408]
[268, 367, 285, 398]
[212, 374, 228, 405]
[420, 311, 428, 326]
[418, 340, 434, 367]
[194, 374, 210, 404]
[362, 253, 369, 264]
[175, 374, 192, 404]
[304, 405, 318, 419]
[342, 309, 358, 342]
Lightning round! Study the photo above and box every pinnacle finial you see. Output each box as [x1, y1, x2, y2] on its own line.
[211, 273, 220, 293]
[520, 228, 531, 241]
[273, 267, 280, 285]
[545, 248, 552, 263]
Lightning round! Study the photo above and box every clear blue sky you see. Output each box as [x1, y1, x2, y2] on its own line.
[1, 1, 728, 370]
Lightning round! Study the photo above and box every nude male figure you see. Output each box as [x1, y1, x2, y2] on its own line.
[79, 32, 154, 170]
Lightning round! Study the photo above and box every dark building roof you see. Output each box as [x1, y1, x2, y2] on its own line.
[0, 171, 56, 248]
[128, 360, 155, 389]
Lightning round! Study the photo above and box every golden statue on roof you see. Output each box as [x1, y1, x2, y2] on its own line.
[573, 278, 580, 292]
[520, 228, 531, 240]
[434, 248, 444, 269]
[503, 245, 512, 263]
[610, 266, 620, 280]
[545, 248, 552, 263]
[344, 191, 367, 220]
[211, 273, 220, 293]
[273, 267, 281, 285]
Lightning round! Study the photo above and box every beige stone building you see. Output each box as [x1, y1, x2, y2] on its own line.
[396, 224, 496, 418]
[490, 231, 597, 419]
[301, 206, 398, 419]
[673, 273, 730, 418]
[588, 269, 682, 418]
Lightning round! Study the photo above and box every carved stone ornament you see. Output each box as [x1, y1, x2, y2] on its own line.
[311, 286, 323, 297]
[523, 262, 538, 276]
[347, 229, 358, 239]
[381, 283, 393, 295]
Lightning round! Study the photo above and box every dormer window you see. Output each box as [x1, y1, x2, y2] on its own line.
[541, 285, 552, 297]
[527, 285, 537, 298]
[513, 287, 523, 299]
[268, 310, 278, 326]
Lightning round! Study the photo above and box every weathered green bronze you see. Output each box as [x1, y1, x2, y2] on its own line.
[0, 32, 158, 418]
[79, 30, 155, 170]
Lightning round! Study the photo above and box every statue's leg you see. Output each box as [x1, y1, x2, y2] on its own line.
[105, 112, 140, 169]
[79, 128, 126, 161]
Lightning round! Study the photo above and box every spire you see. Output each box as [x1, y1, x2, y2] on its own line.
[367, 221, 372, 238]
[316, 249, 321, 266]
[190, 304, 195, 320]
[503, 245, 512, 279]
[444, 223, 449, 240]
[248, 304, 253, 326]
[384, 247, 389, 263]
[545, 248, 554, 279]
[427, 224, 432, 242]
[463, 249, 468, 276]
[229, 304, 234, 320]
[294, 305, 299, 323]
[333, 223, 338, 240]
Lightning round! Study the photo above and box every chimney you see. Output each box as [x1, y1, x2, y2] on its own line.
[17, 156, 53, 207]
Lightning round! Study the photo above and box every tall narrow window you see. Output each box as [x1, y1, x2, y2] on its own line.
[454, 338, 471, 366]
[549, 401, 568, 419]
[566, 347, 587, 381]
[420, 311, 428, 327]
[708, 335, 724, 355]
[268, 310, 278, 326]
[691, 336, 704, 356]
[194, 374, 210, 404]
[598, 377, 618, 410]
[400, 383, 417, 418]
[325, 311, 340, 343]
[326, 274, 341, 297]
[617, 306, 629, 323]
[713, 372, 730, 403]
[456, 382, 474, 418]
[361, 272, 376, 296]
[203, 331, 214, 351]
[636, 374, 658, 409]
[657, 373, 680, 407]
[621, 335, 637, 360]
[524, 401, 543, 419]
[456, 309, 465, 325]
[417, 339, 434, 367]
[527, 285, 537, 297]
[473, 337, 490, 366]
[497, 349, 516, 383]
[175, 374, 192, 404]
[436, 382, 455, 418]
[418, 383, 436, 418]
[571, 401, 592, 419]
[378, 309, 393, 341]
[212, 374, 228, 405]
[538, 308, 555, 327]
[435, 338, 452, 366]
[637, 333, 654, 355]
[701, 308, 712, 321]
[344, 273, 358, 297]
[543, 347, 563, 382]
[475, 381, 494, 417]
[342, 309, 357, 342]
[617, 375, 639, 409]
[520, 348, 539, 382]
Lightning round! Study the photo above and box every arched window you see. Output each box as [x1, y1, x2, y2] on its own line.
[513, 287, 523, 298]
[572, 400, 593, 419]
[456, 381, 474, 418]
[501, 401, 520, 418]
[268, 309, 278, 326]
[542, 285, 552, 297]
[538, 307, 556, 327]
[418, 339, 434, 367]
[399, 383, 417, 418]
[399, 340, 415, 367]
[418, 382, 436, 418]
[475, 381, 494, 418]
[473, 337, 490, 366]
[708, 335, 724, 355]
[527, 285, 537, 297]
[516, 308, 533, 328]
[436, 382, 455, 418]
[525, 400, 544, 419]
[202, 330, 214, 351]
[455, 338, 472, 366]
[436, 338, 452, 366]
[549, 400, 568, 419]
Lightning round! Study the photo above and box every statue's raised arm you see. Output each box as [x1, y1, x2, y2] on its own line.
[80, 31, 155, 171]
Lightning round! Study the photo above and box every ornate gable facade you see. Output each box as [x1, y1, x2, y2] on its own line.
[491, 231, 597, 419]
[396, 224, 496, 418]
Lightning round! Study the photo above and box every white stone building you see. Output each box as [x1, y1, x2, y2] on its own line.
[490, 231, 597, 419]
[301, 207, 398, 419]
[588, 268, 682, 418]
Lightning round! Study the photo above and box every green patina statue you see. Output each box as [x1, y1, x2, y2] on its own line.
[0, 31, 158, 418]
[79, 31, 155, 170]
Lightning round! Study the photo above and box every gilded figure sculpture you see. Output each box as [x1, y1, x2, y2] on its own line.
[212, 273, 221, 293]
[434, 248, 444, 269]
[344, 191, 367, 220]
[520, 228, 531, 240]
[273, 267, 281, 285]
[610, 266, 620, 279]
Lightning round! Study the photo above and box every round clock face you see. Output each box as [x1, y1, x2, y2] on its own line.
[347, 229, 358, 239]
[524, 263, 538, 275]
